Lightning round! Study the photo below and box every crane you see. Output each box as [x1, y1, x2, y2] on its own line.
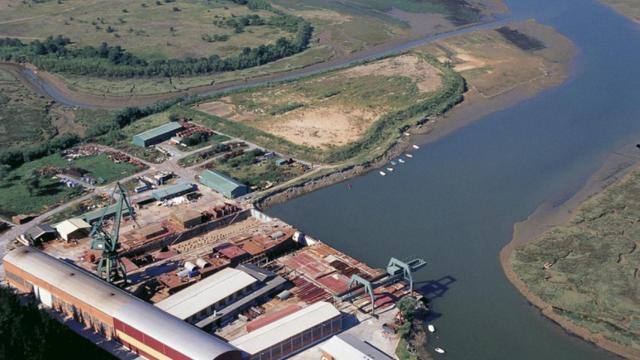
[90, 182, 136, 284]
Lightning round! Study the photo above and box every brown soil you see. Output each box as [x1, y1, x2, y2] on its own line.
[262, 106, 378, 148]
[500, 146, 640, 360]
[336, 54, 443, 93]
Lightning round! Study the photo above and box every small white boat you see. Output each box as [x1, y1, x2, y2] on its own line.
[379, 171, 386, 176]
[398, 159, 405, 164]
[404, 132, 411, 136]
[413, 144, 420, 149]
[406, 154, 413, 158]
[428, 324, 435, 333]
[386, 167, 394, 172]
[434, 347, 445, 354]
[390, 161, 397, 166]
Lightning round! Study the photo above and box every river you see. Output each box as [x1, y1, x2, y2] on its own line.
[268, 0, 640, 359]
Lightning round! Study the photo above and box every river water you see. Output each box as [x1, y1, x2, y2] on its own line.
[268, 0, 640, 359]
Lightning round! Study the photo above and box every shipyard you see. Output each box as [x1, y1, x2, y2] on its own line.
[1, 118, 428, 360]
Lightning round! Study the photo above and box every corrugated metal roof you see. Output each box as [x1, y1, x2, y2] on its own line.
[25, 224, 56, 240]
[230, 301, 340, 355]
[133, 122, 182, 141]
[81, 204, 131, 223]
[155, 267, 257, 320]
[200, 170, 246, 197]
[151, 183, 195, 201]
[55, 218, 91, 240]
[320, 334, 394, 360]
[3, 248, 241, 360]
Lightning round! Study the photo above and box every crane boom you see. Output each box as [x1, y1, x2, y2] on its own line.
[90, 182, 135, 284]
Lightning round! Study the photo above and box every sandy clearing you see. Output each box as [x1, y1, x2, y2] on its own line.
[337, 54, 442, 93]
[262, 106, 378, 148]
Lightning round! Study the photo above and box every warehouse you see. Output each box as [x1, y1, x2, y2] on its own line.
[155, 267, 258, 324]
[82, 204, 132, 224]
[230, 301, 342, 360]
[199, 170, 248, 198]
[320, 333, 394, 360]
[24, 224, 57, 243]
[132, 122, 183, 147]
[55, 218, 91, 242]
[3, 247, 243, 360]
[152, 183, 196, 201]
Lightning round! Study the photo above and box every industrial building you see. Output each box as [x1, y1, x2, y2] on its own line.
[82, 204, 132, 224]
[230, 301, 342, 360]
[199, 170, 249, 199]
[3, 247, 243, 360]
[320, 333, 395, 360]
[155, 267, 258, 324]
[24, 224, 57, 243]
[151, 183, 196, 201]
[132, 122, 183, 147]
[55, 218, 91, 242]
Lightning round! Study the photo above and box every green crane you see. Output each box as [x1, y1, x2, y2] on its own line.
[90, 182, 136, 284]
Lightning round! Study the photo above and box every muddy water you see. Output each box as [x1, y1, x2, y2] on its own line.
[269, 0, 640, 359]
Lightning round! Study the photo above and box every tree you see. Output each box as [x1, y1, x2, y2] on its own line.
[26, 171, 41, 196]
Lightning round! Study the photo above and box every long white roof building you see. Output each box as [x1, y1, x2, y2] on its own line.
[155, 267, 258, 320]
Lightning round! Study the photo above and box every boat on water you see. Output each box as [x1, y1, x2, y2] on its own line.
[428, 324, 435, 333]
[398, 159, 405, 164]
[379, 171, 386, 176]
[406, 154, 413, 158]
[390, 161, 397, 166]
[413, 144, 420, 149]
[435, 348, 445, 354]
[386, 167, 394, 172]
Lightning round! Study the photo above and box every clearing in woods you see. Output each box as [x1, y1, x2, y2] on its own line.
[194, 53, 443, 149]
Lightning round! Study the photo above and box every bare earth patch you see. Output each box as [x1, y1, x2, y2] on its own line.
[261, 106, 378, 148]
[195, 53, 443, 149]
[337, 54, 442, 93]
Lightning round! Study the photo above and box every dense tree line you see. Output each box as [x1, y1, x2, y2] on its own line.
[0, 1, 313, 78]
[0, 286, 115, 359]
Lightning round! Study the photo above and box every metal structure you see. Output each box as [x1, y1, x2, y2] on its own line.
[90, 182, 136, 283]
[338, 257, 426, 315]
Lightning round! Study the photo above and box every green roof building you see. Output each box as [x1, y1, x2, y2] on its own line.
[199, 170, 249, 198]
[81, 204, 132, 224]
[151, 183, 196, 201]
[132, 122, 183, 147]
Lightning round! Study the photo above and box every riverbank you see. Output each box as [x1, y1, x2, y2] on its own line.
[257, 20, 577, 209]
[500, 143, 640, 359]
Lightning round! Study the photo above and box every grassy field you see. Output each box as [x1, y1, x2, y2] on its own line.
[599, 0, 640, 23]
[11, 0, 505, 97]
[0, 0, 291, 60]
[0, 153, 139, 217]
[0, 67, 117, 148]
[195, 53, 443, 149]
[0, 68, 56, 147]
[155, 53, 464, 165]
[511, 170, 640, 353]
